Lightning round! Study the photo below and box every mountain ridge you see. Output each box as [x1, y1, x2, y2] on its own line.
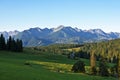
[0, 26, 120, 46]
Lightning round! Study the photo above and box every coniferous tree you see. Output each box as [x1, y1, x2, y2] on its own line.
[0, 34, 23, 52]
[7, 36, 12, 51]
[11, 38, 16, 51]
[0, 34, 2, 50]
[19, 40, 23, 52]
[6, 39, 9, 50]
[15, 39, 23, 52]
[99, 57, 109, 76]
[118, 54, 120, 78]
[16, 39, 19, 52]
[0, 34, 6, 50]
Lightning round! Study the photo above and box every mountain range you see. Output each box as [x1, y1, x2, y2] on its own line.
[0, 25, 120, 46]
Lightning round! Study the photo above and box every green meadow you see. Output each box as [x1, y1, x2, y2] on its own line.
[0, 48, 116, 80]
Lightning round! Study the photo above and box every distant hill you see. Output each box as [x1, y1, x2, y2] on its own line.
[0, 25, 120, 46]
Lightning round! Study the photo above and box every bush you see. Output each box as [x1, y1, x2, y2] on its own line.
[71, 60, 85, 73]
[99, 58, 109, 76]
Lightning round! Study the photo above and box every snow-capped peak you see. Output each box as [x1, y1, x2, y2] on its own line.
[53, 25, 64, 32]
[88, 29, 105, 35]
[8, 30, 19, 36]
[37, 28, 41, 32]
[29, 27, 42, 32]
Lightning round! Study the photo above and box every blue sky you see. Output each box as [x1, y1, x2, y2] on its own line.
[0, 0, 120, 32]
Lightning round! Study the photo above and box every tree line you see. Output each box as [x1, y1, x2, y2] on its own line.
[80, 39, 120, 63]
[0, 34, 23, 52]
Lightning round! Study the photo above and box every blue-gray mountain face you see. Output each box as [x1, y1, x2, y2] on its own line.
[0, 25, 120, 46]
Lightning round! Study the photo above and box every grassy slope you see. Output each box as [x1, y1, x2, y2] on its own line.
[0, 50, 116, 80]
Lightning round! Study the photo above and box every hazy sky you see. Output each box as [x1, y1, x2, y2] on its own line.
[0, 0, 120, 32]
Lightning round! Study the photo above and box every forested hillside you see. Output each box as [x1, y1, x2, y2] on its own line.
[80, 39, 120, 62]
[33, 39, 120, 78]
[34, 39, 120, 62]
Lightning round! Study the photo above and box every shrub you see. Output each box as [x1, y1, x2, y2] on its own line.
[99, 58, 109, 76]
[71, 60, 85, 73]
[24, 62, 31, 65]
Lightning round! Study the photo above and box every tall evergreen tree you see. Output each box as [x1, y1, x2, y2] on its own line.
[19, 40, 23, 52]
[16, 39, 19, 52]
[6, 36, 23, 52]
[118, 54, 120, 79]
[0, 34, 6, 50]
[0, 35, 23, 52]
[10, 38, 16, 51]
[7, 36, 12, 51]
[0, 34, 2, 50]
[16, 39, 23, 52]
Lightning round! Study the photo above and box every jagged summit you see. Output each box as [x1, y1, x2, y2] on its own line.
[53, 25, 65, 32]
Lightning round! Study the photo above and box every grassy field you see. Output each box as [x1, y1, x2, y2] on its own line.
[0, 49, 117, 80]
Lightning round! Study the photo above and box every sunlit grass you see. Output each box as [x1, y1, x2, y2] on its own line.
[28, 60, 92, 74]
[28, 60, 72, 73]
[65, 47, 81, 52]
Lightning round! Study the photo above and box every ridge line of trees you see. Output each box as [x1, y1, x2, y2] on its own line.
[0, 34, 23, 52]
